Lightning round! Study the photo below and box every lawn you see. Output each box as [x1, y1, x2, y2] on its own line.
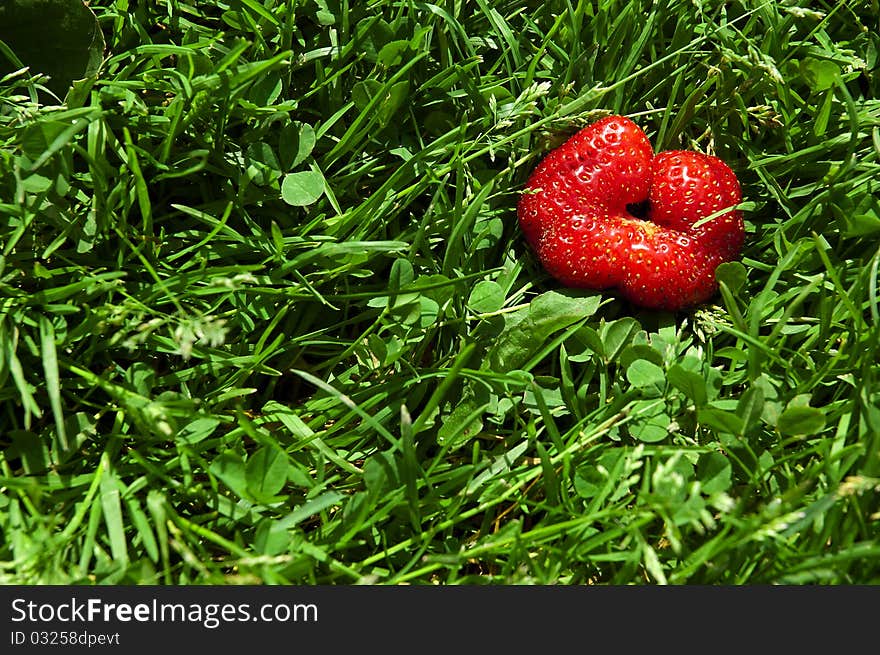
[1, 0, 878, 584]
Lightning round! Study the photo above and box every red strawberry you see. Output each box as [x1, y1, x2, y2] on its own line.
[518, 115, 744, 311]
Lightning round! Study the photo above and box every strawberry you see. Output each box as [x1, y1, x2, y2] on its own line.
[518, 115, 744, 311]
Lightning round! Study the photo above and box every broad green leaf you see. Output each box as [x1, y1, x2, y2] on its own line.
[844, 211, 880, 237]
[777, 406, 827, 436]
[574, 450, 633, 505]
[387, 292, 421, 324]
[0, 0, 105, 101]
[379, 81, 411, 125]
[419, 296, 440, 327]
[667, 363, 708, 407]
[363, 452, 399, 493]
[621, 343, 665, 369]
[352, 79, 383, 110]
[800, 58, 841, 92]
[367, 334, 389, 367]
[245, 141, 282, 185]
[313, 0, 336, 25]
[762, 400, 784, 428]
[21, 174, 52, 193]
[788, 394, 815, 409]
[698, 407, 743, 436]
[246, 446, 288, 499]
[249, 74, 282, 106]
[281, 169, 325, 206]
[489, 291, 601, 371]
[10, 430, 48, 474]
[626, 359, 665, 394]
[358, 18, 394, 63]
[715, 346, 749, 364]
[468, 280, 505, 314]
[253, 518, 292, 556]
[377, 40, 413, 67]
[279, 122, 317, 170]
[388, 258, 414, 294]
[574, 463, 607, 499]
[696, 452, 732, 494]
[437, 397, 485, 450]
[716, 261, 747, 294]
[528, 291, 602, 336]
[830, 184, 880, 236]
[601, 317, 640, 363]
[209, 450, 249, 499]
[566, 326, 604, 362]
[416, 274, 456, 305]
[628, 399, 670, 443]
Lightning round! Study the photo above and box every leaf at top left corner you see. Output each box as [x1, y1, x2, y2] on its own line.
[0, 0, 106, 105]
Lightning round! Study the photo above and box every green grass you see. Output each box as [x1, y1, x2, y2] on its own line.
[1, 0, 879, 584]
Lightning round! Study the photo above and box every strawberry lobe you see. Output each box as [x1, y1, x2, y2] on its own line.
[518, 115, 745, 311]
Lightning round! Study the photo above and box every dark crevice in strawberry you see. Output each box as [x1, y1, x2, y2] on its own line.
[626, 199, 651, 220]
